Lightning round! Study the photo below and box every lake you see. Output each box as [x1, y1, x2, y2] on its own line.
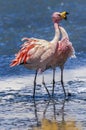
[0, 0, 86, 130]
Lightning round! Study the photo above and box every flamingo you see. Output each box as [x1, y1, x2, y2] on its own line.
[10, 11, 69, 98]
[45, 26, 76, 97]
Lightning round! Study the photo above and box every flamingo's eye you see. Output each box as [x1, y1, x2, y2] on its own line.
[58, 14, 61, 17]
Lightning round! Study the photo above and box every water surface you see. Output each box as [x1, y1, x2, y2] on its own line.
[0, 0, 86, 130]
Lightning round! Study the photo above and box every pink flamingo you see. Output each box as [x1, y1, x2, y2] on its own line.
[10, 11, 69, 98]
[44, 26, 75, 97]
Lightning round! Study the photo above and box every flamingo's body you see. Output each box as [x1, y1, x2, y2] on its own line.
[46, 27, 75, 69]
[11, 37, 59, 72]
[10, 11, 74, 97]
[45, 26, 75, 96]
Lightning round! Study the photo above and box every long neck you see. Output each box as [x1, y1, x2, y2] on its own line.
[59, 26, 69, 39]
[51, 22, 60, 43]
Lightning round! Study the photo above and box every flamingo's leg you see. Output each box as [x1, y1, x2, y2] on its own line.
[42, 73, 51, 98]
[33, 70, 38, 98]
[60, 66, 66, 97]
[52, 68, 55, 97]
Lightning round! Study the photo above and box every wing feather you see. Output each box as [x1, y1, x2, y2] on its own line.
[10, 38, 50, 67]
[10, 39, 38, 67]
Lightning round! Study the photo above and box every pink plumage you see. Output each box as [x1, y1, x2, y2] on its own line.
[49, 37, 75, 68]
[10, 11, 75, 98]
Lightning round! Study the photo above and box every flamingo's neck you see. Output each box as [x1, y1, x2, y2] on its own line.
[51, 22, 60, 43]
[59, 26, 69, 39]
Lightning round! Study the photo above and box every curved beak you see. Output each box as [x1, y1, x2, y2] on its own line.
[60, 11, 69, 20]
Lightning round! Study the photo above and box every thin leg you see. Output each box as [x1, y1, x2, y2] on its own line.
[33, 99, 39, 125]
[42, 74, 45, 85]
[53, 99, 56, 120]
[52, 68, 55, 97]
[60, 66, 66, 97]
[33, 70, 38, 98]
[42, 73, 51, 97]
[43, 99, 50, 118]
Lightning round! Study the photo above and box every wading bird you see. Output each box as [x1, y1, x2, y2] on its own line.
[10, 11, 69, 98]
[45, 26, 75, 97]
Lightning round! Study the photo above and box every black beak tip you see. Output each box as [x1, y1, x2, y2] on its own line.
[64, 16, 67, 20]
[66, 12, 69, 15]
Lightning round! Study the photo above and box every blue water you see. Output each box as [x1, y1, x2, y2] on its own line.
[0, 0, 86, 77]
[0, 0, 86, 130]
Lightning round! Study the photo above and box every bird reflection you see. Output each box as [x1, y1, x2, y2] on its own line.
[32, 99, 81, 130]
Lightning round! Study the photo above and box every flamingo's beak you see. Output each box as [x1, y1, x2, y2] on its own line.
[60, 11, 69, 20]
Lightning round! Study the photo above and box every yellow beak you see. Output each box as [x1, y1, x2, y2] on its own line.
[60, 11, 69, 20]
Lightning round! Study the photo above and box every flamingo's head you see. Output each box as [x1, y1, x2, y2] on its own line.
[52, 11, 69, 23]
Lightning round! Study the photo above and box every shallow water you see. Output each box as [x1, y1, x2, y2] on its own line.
[0, 0, 86, 130]
[0, 68, 86, 130]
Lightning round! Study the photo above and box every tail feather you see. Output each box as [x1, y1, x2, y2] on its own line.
[10, 42, 37, 67]
[10, 60, 19, 67]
